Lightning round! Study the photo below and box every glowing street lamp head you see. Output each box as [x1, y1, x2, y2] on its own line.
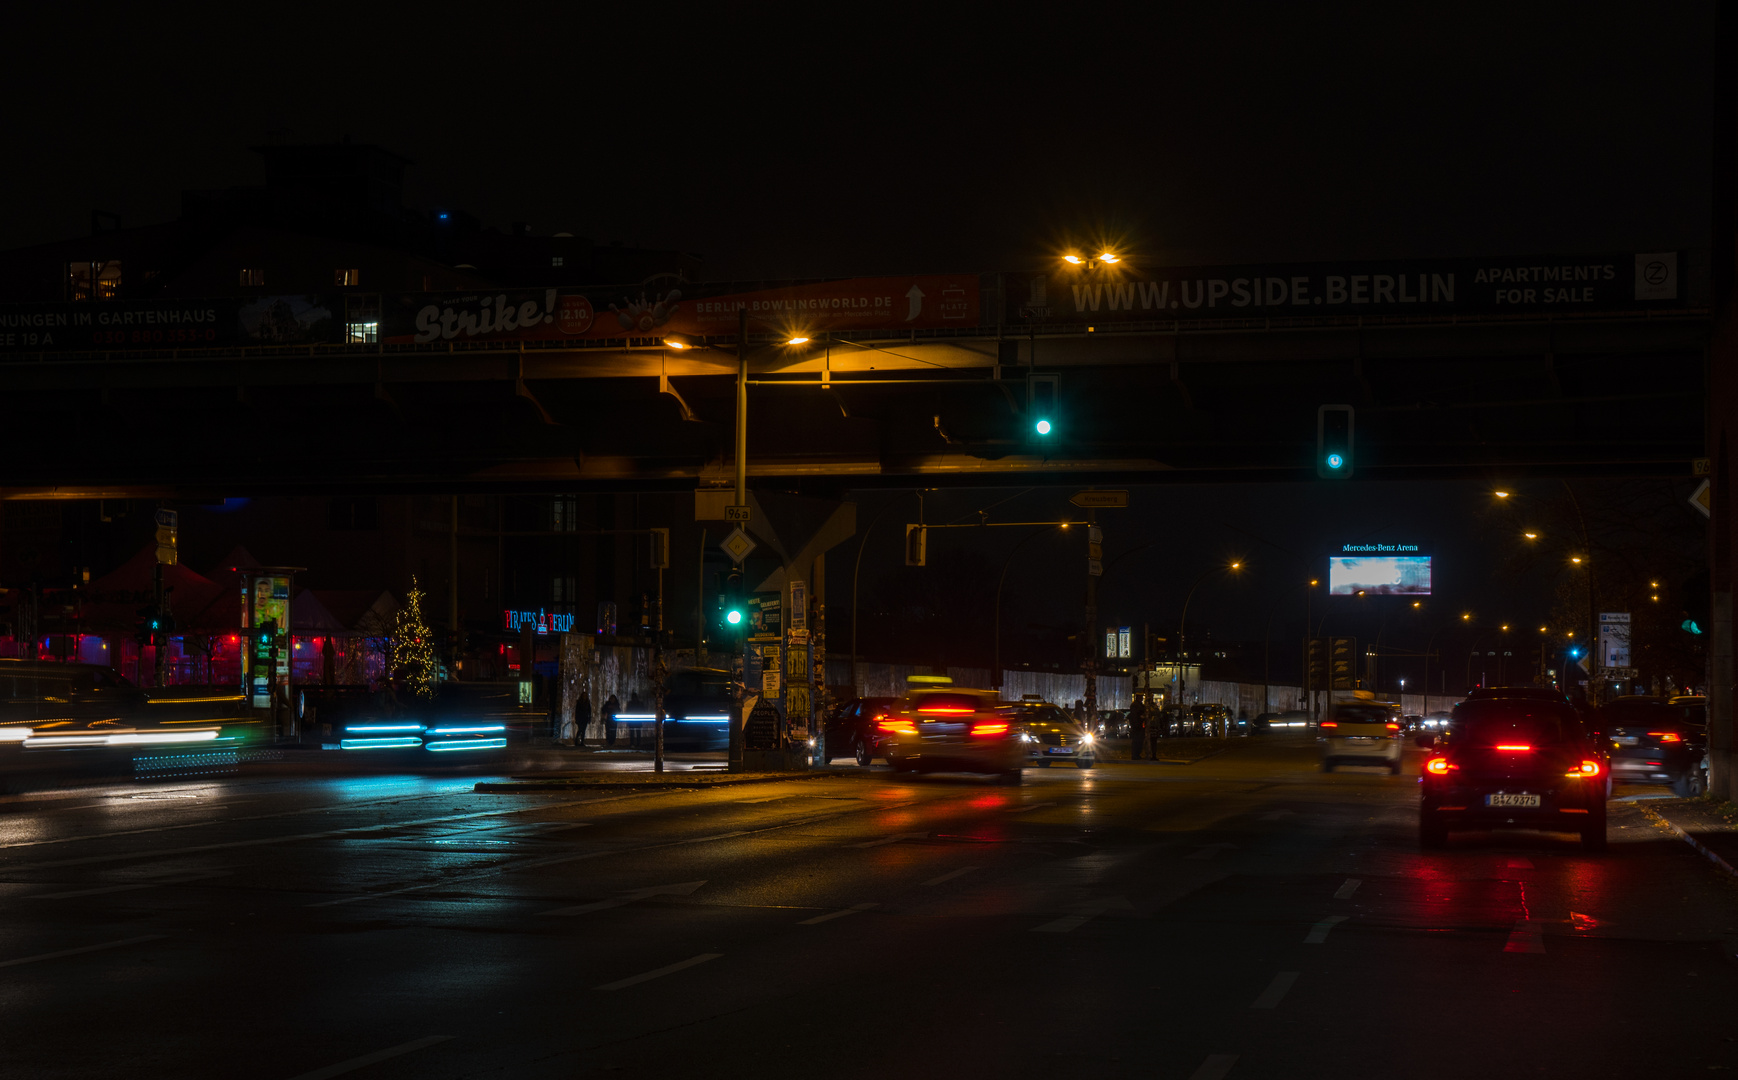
[786, 336, 810, 345]
[1063, 254, 1083, 265]
[663, 338, 687, 349]
[1523, 532, 1538, 540]
[1098, 252, 1120, 264]
[1494, 490, 1511, 499]
[1229, 561, 1241, 571]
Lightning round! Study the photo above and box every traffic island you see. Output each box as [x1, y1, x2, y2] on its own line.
[1633, 796, 1738, 878]
[474, 769, 854, 793]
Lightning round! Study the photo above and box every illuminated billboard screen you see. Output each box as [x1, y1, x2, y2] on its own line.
[1329, 555, 1432, 596]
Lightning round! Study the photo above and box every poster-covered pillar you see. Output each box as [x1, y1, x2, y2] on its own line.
[239, 567, 299, 739]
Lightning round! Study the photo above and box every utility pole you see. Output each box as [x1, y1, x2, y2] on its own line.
[653, 564, 665, 773]
[1083, 509, 1099, 727]
[729, 305, 749, 773]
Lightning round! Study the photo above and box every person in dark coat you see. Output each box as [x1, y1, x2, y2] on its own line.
[1127, 695, 1148, 760]
[603, 693, 621, 747]
[575, 693, 592, 747]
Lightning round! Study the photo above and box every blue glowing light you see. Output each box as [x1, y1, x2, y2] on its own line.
[1326, 453, 1344, 470]
[1034, 419, 1052, 435]
[345, 724, 425, 733]
[437, 211, 449, 220]
[425, 738, 508, 752]
[339, 737, 423, 750]
[426, 725, 506, 735]
[1568, 647, 1581, 658]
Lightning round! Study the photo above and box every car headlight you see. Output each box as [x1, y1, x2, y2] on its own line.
[1080, 733, 1094, 745]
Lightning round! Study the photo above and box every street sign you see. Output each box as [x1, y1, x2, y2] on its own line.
[726, 504, 752, 523]
[720, 527, 757, 563]
[1694, 457, 1712, 476]
[1690, 479, 1712, 519]
[1088, 543, 1103, 560]
[1087, 558, 1103, 577]
[1070, 490, 1128, 508]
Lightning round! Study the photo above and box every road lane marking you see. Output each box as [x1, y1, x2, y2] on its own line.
[1304, 915, 1348, 944]
[798, 902, 878, 925]
[1251, 972, 1299, 1009]
[850, 831, 927, 848]
[284, 1035, 454, 1080]
[34, 871, 232, 900]
[1187, 843, 1235, 860]
[596, 953, 722, 990]
[921, 866, 980, 887]
[1007, 802, 1056, 814]
[1504, 920, 1546, 953]
[1189, 1053, 1241, 1079]
[1259, 810, 1295, 821]
[1031, 914, 1094, 933]
[1030, 896, 1132, 933]
[1506, 857, 1534, 869]
[540, 880, 707, 917]
[1333, 878, 1362, 900]
[0, 934, 166, 969]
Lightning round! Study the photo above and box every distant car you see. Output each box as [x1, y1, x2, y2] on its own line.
[1007, 700, 1096, 769]
[1259, 709, 1312, 731]
[877, 688, 1024, 783]
[1189, 703, 1234, 737]
[1097, 709, 1130, 738]
[1320, 699, 1403, 773]
[1401, 713, 1425, 733]
[823, 696, 901, 766]
[1419, 696, 1609, 850]
[1597, 695, 1708, 797]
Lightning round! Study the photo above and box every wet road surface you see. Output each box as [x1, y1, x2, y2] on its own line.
[2, 736, 1735, 1078]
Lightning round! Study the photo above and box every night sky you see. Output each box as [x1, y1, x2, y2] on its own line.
[2, 2, 1715, 679]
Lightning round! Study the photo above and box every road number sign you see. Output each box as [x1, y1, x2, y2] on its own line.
[1070, 490, 1128, 508]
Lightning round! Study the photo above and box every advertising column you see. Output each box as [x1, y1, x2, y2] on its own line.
[240, 570, 295, 729]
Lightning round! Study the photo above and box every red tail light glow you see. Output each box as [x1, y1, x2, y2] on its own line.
[1647, 732, 1682, 743]
[1319, 721, 1338, 729]
[1566, 759, 1602, 777]
[918, 706, 975, 715]
[1425, 757, 1454, 775]
[970, 722, 1009, 737]
[1385, 722, 1401, 731]
[1494, 744, 1532, 751]
[877, 719, 917, 735]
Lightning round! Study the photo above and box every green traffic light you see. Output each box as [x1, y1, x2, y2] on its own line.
[726, 609, 743, 625]
[1035, 419, 1052, 435]
[1326, 453, 1344, 470]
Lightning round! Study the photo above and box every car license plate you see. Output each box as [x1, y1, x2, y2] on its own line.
[1613, 736, 1639, 746]
[1486, 793, 1541, 808]
[1047, 747, 1072, 755]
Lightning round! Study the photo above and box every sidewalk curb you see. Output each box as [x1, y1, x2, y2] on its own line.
[475, 769, 854, 793]
[1637, 804, 1738, 879]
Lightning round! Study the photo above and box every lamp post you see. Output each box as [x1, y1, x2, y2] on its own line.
[1176, 561, 1242, 730]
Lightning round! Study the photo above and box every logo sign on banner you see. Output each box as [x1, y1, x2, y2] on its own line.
[1011, 252, 1683, 325]
[1599, 612, 1632, 669]
[1118, 627, 1132, 659]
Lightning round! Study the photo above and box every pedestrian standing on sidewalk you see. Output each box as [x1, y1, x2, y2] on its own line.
[1127, 695, 1147, 760]
[603, 692, 621, 747]
[575, 694, 592, 747]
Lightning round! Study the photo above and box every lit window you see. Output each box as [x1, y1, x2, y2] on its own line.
[240, 268, 265, 287]
[68, 260, 122, 300]
[551, 256, 565, 267]
[347, 322, 378, 344]
[335, 268, 361, 287]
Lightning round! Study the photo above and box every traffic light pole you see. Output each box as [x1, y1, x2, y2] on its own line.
[152, 562, 167, 687]
[1083, 510, 1098, 729]
[729, 306, 748, 773]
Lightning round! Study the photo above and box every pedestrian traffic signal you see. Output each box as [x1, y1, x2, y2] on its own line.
[1028, 374, 1058, 438]
[1317, 404, 1354, 479]
[721, 571, 745, 635]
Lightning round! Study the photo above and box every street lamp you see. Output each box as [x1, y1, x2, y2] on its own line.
[1176, 561, 1243, 724]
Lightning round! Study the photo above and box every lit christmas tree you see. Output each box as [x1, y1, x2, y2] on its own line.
[388, 576, 438, 698]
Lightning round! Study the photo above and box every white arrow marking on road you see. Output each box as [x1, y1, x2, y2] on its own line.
[1188, 843, 1236, 860]
[1304, 915, 1349, 943]
[1333, 878, 1362, 899]
[540, 880, 707, 917]
[1189, 1053, 1241, 1080]
[798, 902, 878, 925]
[850, 831, 926, 848]
[904, 285, 925, 321]
[1029, 896, 1134, 933]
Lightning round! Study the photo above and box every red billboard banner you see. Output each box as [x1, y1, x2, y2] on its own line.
[380, 275, 980, 346]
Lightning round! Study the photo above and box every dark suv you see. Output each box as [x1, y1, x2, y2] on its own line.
[823, 696, 900, 765]
[1597, 695, 1708, 797]
[1418, 697, 1610, 851]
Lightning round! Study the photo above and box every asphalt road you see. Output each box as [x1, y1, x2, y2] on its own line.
[2, 736, 1736, 1079]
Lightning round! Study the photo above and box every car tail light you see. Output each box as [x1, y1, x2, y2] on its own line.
[877, 719, 917, 735]
[1425, 757, 1455, 775]
[1566, 759, 1602, 777]
[970, 722, 1009, 737]
[1385, 722, 1401, 731]
[918, 706, 975, 714]
[1319, 721, 1338, 729]
[1494, 744, 1532, 752]
[1647, 731, 1682, 743]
